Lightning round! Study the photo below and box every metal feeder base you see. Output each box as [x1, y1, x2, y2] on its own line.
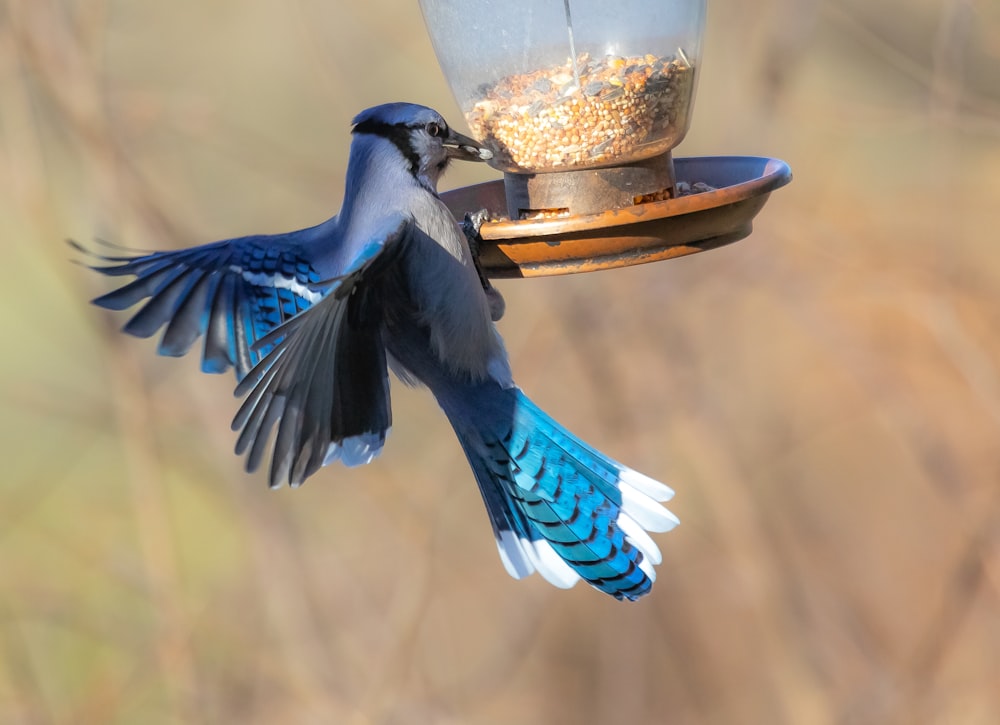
[503, 152, 676, 218]
[442, 155, 793, 278]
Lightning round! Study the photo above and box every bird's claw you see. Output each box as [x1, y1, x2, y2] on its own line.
[462, 209, 505, 322]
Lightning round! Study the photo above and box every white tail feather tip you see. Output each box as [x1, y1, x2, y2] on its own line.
[617, 512, 664, 565]
[526, 539, 580, 589]
[496, 531, 534, 580]
[619, 468, 675, 501]
[620, 484, 680, 533]
[636, 549, 657, 582]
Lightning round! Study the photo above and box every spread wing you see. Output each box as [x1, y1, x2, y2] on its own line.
[231, 214, 413, 488]
[75, 229, 327, 379]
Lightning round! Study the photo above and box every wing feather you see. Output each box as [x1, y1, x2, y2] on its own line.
[232, 215, 411, 487]
[76, 232, 325, 379]
[159, 269, 215, 356]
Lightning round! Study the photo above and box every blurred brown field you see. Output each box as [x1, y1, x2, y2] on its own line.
[2, 0, 999, 723]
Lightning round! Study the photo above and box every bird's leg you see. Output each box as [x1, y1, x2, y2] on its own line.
[462, 209, 505, 321]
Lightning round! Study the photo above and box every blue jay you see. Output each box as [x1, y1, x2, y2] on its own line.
[81, 102, 678, 600]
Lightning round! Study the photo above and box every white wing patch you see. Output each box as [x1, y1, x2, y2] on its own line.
[236, 268, 325, 304]
[322, 430, 389, 470]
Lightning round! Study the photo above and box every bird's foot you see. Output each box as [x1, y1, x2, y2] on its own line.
[462, 209, 505, 322]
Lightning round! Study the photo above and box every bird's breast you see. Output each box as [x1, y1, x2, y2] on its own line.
[393, 197, 507, 382]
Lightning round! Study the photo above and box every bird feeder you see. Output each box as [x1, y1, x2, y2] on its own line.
[419, 0, 791, 277]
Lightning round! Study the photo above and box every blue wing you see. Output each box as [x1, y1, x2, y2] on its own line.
[75, 231, 325, 380]
[231, 214, 412, 488]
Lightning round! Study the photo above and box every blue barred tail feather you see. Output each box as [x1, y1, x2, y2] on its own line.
[452, 389, 678, 601]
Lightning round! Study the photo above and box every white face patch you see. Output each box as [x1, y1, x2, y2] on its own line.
[236, 268, 325, 305]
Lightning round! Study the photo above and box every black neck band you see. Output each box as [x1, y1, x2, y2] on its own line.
[352, 120, 420, 177]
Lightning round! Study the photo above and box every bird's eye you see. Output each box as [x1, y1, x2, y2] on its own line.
[425, 121, 445, 138]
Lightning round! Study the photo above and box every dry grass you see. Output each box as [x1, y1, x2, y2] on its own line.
[2, 0, 999, 722]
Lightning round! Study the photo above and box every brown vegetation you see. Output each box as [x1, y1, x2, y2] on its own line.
[1, 0, 998, 722]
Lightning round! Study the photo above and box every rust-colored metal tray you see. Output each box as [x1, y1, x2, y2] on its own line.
[441, 155, 792, 278]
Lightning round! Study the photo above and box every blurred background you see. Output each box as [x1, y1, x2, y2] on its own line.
[2, 0, 999, 722]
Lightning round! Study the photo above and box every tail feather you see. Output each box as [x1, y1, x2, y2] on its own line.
[452, 388, 678, 601]
[459, 436, 581, 588]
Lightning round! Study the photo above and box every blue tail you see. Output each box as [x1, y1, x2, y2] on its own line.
[448, 387, 678, 601]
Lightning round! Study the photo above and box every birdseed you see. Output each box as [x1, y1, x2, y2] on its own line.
[466, 51, 695, 172]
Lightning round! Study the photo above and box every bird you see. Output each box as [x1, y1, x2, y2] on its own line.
[79, 102, 679, 600]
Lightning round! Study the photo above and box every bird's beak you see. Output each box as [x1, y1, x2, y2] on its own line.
[444, 129, 493, 162]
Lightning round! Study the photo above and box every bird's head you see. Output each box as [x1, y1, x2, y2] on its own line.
[351, 103, 492, 192]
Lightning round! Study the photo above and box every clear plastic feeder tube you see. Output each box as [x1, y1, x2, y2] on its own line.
[419, 0, 706, 175]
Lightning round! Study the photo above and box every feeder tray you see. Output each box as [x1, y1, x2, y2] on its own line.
[442, 154, 792, 278]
